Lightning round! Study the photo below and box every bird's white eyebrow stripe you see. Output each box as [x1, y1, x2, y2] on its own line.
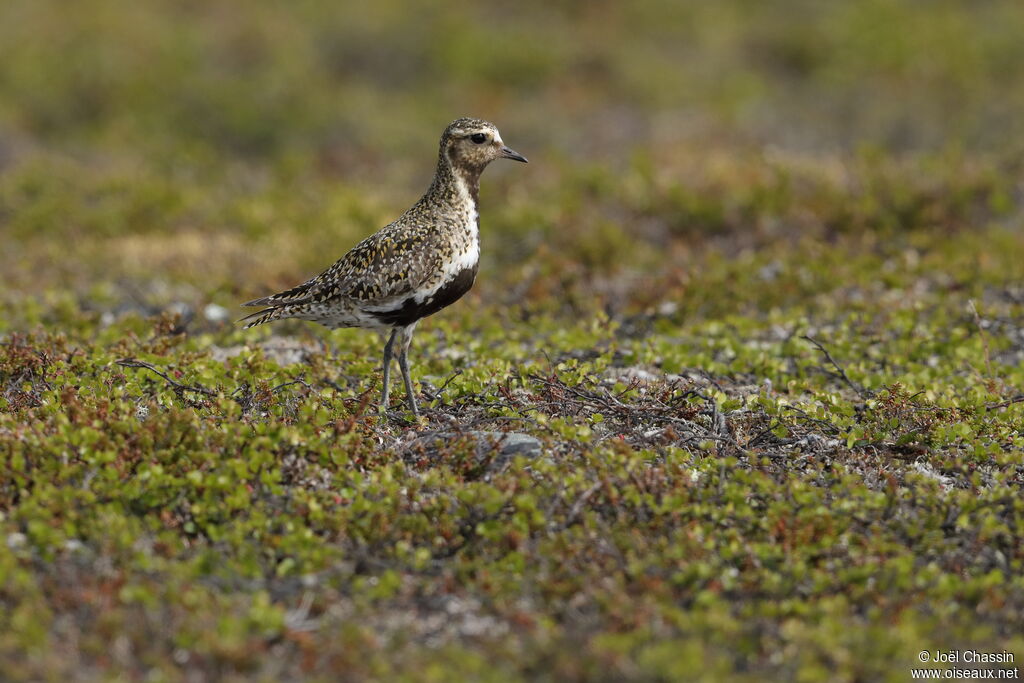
[452, 127, 499, 139]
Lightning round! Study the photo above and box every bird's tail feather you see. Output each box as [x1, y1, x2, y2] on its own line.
[238, 307, 282, 328]
[241, 295, 274, 308]
[242, 280, 316, 309]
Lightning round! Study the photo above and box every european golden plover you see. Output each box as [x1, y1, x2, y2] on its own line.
[241, 117, 528, 416]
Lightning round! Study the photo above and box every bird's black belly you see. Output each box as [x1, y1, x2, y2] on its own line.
[371, 263, 478, 327]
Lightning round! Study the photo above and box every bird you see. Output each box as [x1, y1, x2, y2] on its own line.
[240, 117, 528, 417]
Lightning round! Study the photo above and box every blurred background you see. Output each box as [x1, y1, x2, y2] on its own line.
[1, 0, 1023, 326]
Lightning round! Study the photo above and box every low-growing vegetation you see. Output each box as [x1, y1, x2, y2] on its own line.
[2, 0, 1023, 680]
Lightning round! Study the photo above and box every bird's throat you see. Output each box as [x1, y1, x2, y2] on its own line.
[454, 167, 480, 212]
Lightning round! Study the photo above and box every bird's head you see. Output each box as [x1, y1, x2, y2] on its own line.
[440, 117, 528, 175]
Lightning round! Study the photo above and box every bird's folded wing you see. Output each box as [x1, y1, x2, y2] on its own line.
[242, 226, 438, 310]
[241, 279, 319, 308]
[330, 230, 439, 304]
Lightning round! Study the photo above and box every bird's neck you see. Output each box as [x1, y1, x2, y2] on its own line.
[428, 154, 481, 214]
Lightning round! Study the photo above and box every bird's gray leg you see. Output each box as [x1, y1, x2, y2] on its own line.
[381, 328, 398, 413]
[397, 323, 419, 417]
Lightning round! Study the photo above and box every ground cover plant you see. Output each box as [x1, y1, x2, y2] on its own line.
[2, 1, 1024, 681]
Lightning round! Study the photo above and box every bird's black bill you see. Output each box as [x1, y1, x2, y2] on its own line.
[500, 146, 528, 163]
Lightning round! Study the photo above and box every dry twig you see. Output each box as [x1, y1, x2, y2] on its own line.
[802, 335, 869, 399]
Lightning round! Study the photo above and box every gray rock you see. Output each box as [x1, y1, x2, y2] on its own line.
[602, 365, 690, 386]
[203, 303, 230, 323]
[404, 430, 542, 466]
[210, 338, 320, 366]
[602, 366, 661, 384]
[473, 431, 542, 458]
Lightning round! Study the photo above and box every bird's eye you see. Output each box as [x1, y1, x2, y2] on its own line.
[470, 133, 488, 144]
